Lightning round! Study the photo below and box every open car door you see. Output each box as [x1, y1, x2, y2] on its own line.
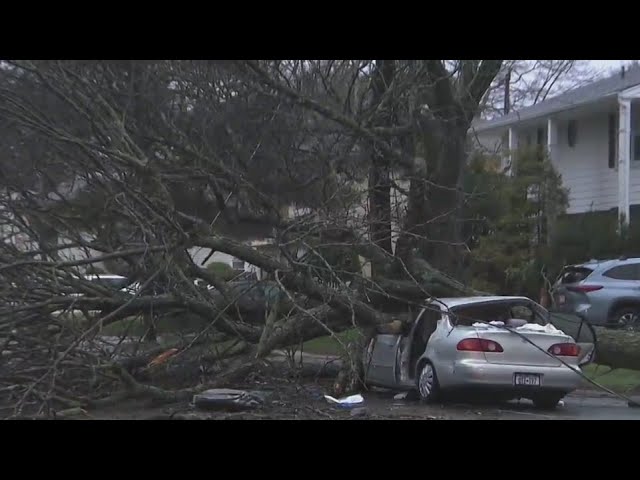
[363, 334, 402, 388]
[548, 311, 597, 366]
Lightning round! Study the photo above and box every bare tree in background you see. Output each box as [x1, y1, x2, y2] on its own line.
[482, 60, 599, 119]
[0, 60, 502, 417]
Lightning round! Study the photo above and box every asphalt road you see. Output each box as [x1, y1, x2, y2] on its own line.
[363, 390, 640, 420]
[273, 352, 640, 420]
[82, 387, 640, 420]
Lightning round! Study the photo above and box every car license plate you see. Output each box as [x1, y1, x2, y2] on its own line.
[557, 294, 566, 304]
[514, 373, 541, 387]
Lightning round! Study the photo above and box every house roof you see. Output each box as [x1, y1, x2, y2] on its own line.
[473, 66, 640, 132]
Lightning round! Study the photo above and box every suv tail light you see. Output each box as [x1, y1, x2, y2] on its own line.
[457, 338, 504, 353]
[567, 285, 603, 293]
[548, 343, 580, 356]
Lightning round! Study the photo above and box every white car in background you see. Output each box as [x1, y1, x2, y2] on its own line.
[66, 274, 134, 296]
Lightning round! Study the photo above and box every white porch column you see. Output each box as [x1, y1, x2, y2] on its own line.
[618, 98, 632, 227]
[507, 127, 518, 174]
[547, 117, 558, 162]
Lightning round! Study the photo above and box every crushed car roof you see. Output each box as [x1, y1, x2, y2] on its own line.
[431, 296, 533, 308]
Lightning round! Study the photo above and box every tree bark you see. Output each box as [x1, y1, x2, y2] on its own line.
[592, 327, 640, 371]
[368, 60, 396, 275]
[422, 124, 468, 277]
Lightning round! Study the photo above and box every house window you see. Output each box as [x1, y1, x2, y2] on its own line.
[232, 258, 245, 270]
[608, 113, 618, 168]
[535, 127, 547, 160]
[635, 134, 640, 161]
[567, 120, 577, 147]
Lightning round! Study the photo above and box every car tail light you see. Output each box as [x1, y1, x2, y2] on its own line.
[548, 343, 580, 356]
[566, 285, 603, 293]
[457, 338, 504, 353]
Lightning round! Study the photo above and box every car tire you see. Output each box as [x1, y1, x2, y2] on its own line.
[611, 307, 640, 331]
[416, 361, 440, 403]
[532, 394, 563, 410]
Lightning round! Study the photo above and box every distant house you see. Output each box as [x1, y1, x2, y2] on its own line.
[471, 66, 640, 226]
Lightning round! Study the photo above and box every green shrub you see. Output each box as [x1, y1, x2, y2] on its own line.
[205, 261, 237, 281]
[465, 147, 640, 297]
[551, 211, 640, 269]
[464, 147, 567, 297]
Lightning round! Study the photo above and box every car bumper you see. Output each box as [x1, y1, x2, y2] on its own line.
[446, 359, 583, 392]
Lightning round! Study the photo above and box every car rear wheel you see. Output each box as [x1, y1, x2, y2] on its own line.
[611, 307, 640, 331]
[417, 361, 440, 403]
[532, 394, 564, 410]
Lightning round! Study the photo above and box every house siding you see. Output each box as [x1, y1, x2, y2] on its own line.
[549, 113, 618, 214]
[629, 106, 640, 205]
[474, 103, 640, 216]
[57, 244, 241, 273]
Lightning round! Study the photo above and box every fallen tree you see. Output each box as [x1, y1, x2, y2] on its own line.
[588, 327, 640, 371]
[1, 59, 636, 418]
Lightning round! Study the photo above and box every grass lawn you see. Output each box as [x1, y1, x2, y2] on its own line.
[302, 329, 361, 356]
[581, 364, 640, 393]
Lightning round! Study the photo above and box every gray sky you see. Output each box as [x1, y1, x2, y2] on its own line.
[589, 60, 636, 72]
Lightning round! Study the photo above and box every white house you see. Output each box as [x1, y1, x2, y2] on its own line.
[471, 66, 640, 225]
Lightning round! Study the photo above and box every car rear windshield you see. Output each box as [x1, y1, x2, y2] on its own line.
[557, 266, 593, 284]
[451, 302, 546, 327]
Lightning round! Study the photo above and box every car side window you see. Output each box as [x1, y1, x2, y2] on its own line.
[602, 264, 640, 280]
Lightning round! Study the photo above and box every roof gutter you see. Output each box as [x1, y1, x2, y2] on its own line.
[472, 93, 618, 133]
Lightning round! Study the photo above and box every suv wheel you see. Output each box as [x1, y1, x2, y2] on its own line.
[611, 307, 640, 331]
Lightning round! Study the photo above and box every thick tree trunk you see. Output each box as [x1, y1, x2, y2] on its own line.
[423, 124, 468, 277]
[367, 60, 395, 275]
[368, 157, 392, 262]
[592, 327, 640, 371]
[332, 326, 375, 397]
[394, 139, 428, 262]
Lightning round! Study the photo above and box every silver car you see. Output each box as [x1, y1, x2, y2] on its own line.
[363, 296, 594, 409]
[551, 257, 640, 330]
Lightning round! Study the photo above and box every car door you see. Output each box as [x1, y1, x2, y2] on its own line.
[363, 334, 401, 387]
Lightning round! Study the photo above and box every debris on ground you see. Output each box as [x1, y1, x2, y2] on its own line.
[324, 393, 364, 408]
[394, 392, 409, 400]
[193, 388, 265, 411]
[148, 348, 179, 367]
[350, 407, 369, 418]
[54, 407, 91, 419]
